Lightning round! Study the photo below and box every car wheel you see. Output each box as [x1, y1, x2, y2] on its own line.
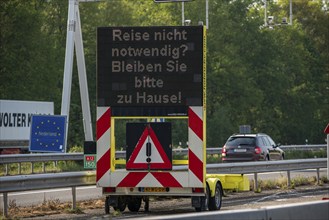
[208, 182, 222, 211]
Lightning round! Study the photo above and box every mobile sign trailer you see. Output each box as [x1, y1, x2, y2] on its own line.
[95, 26, 249, 213]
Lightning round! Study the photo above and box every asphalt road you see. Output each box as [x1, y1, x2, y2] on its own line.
[1, 169, 328, 219]
[0, 169, 327, 209]
[18, 184, 329, 220]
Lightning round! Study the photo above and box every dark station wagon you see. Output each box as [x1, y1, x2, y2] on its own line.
[221, 133, 284, 162]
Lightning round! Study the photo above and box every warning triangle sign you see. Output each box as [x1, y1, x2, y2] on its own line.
[126, 126, 172, 170]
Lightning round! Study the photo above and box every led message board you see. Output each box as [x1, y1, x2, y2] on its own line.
[97, 26, 204, 116]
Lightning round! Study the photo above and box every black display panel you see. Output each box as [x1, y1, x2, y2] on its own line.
[97, 26, 204, 116]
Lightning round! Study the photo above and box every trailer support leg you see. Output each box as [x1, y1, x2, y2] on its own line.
[254, 173, 258, 191]
[5, 164, 8, 176]
[144, 196, 149, 212]
[2, 193, 8, 218]
[105, 196, 110, 214]
[72, 186, 76, 210]
[287, 170, 291, 187]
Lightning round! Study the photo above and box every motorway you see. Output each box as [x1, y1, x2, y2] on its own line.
[0, 169, 327, 207]
[8, 182, 329, 219]
[0, 169, 328, 219]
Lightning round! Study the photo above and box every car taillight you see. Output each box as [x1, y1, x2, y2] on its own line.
[255, 146, 261, 154]
[221, 146, 227, 156]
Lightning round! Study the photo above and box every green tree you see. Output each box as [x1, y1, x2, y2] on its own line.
[0, 0, 61, 103]
[205, 0, 265, 146]
[1, 0, 328, 149]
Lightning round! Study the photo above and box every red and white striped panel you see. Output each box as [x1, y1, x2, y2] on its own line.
[110, 171, 188, 188]
[96, 106, 204, 189]
[96, 107, 111, 187]
[188, 106, 204, 187]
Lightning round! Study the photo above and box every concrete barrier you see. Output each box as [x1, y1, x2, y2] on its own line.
[266, 200, 329, 220]
[137, 200, 329, 220]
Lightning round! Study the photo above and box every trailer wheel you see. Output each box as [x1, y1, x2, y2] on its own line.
[128, 197, 142, 212]
[208, 182, 222, 211]
[113, 196, 126, 212]
[195, 185, 209, 212]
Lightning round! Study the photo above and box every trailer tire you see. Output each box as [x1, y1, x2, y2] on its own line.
[208, 182, 222, 211]
[113, 196, 126, 212]
[195, 185, 209, 212]
[128, 197, 142, 212]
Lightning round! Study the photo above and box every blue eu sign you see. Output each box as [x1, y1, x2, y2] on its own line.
[29, 115, 67, 153]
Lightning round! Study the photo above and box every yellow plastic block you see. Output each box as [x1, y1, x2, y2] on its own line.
[206, 174, 250, 191]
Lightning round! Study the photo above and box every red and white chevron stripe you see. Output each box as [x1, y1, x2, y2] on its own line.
[109, 171, 188, 187]
[188, 106, 204, 187]
[96, 107, 111, 186]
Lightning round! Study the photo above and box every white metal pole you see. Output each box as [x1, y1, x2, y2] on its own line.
[264, 0, 267, 26]
[289, 0, 293, 25]
[74, 2, 94, 141]
[182, 1, 185, 25]
[206, 0, 209, 29]
[61, 0, 77, 152]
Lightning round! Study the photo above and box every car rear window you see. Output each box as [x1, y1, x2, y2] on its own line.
[226, 137, 255, 146]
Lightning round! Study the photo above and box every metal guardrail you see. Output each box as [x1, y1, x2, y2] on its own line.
[174, 158, 327, 188]
[1, 158, 326, 193]
[0, 171, 95, 217]
[1, 144, 326, 164]
[206, 158, 327, 190]
[0, 158, 327, 217]
[205, 158, 326, 174]
[0, 152, 87, 175]
[167, 144, 327, 156]
[280, 144, 326, 151]
[0, 171, 96, 192]
[0, 152, 84, 164]
[0, 145, 326, 175]
[181, 158, 329, 173]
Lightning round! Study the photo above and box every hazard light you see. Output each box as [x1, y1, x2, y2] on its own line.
[192, 188, 204, 193]
[103, 187, 116, 193]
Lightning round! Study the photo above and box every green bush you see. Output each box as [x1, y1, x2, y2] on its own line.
[68, 145, 83, 153]
[284, 149, 327, 160]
